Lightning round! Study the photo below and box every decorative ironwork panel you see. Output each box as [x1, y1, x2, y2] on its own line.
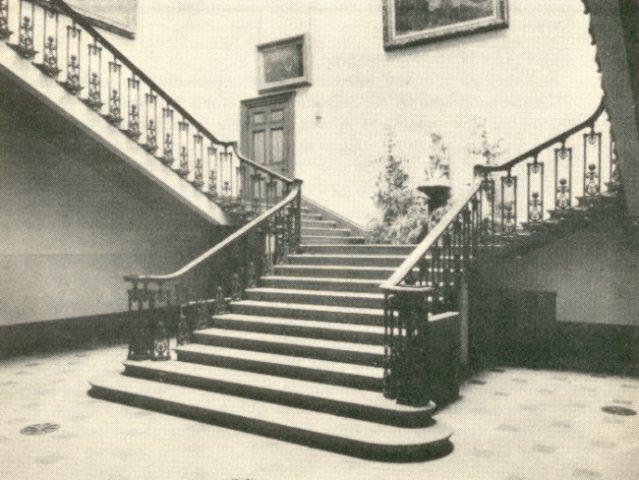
[527, 159, 544, 223]
[501, 173, 517, 233]
[11, 1, 37, 58]
[38, 7, 61, 77]
[62, 24, 82, 93]
[162, 106, 174, 165]
[144, 92, 158, 153]
[126, 76, 141, 139]
[86, 43, 103, 109]
[554, 146, 572, 210]
[0, 0, 12, 39]
[583, 130, 602, 196]
[106, 60, 123, 125]
[178, 120, 190, 177]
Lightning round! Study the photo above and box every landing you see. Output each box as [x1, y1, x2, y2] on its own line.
[0, 345, 637, 479]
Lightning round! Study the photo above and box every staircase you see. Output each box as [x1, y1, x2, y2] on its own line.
[90, 204, 454, 462]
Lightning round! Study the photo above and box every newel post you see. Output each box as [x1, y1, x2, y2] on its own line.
[382, 286, 435, 407]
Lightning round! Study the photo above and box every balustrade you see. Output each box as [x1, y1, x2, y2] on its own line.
[1, 0, 293, 221]
[381, 99, 616, 405]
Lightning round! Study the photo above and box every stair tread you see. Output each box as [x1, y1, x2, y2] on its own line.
[90, 375, 452, 447]
[262, 276, 382, 285]
[275, 264, 395, 272]
[195, 327, 385, 354]
[302, 244, 418, 248]
[289, 254, 407, 260]
[232, 299, 383, 315]
[176, 344, 383, 378]
[302, 236, 366, 240]
[245, 287, 384, 300]
[123, 360, 421, 413]
[213, 313, 385, 334]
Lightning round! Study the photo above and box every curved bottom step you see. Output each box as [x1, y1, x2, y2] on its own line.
[90, 375, 453, 463]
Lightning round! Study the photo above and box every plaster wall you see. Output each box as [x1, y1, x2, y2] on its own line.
[0, 98, 222, 326]
[474, 223, 639, 327]
[100, 0, 602, 226]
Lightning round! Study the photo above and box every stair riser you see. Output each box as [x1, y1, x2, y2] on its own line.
[231, 302, 384, 325]
[301, 245, 415, 255]
[212, 318, 385, 345]
[123, 364, 427, 427]
[273, 265, 390, 280]
[301, 214, 324, 221]
[288, 255, 404, 267]
[301, 236, 365, 244]
[175, 349, 383, 391]
[301, 228, 351, 237]
[301, 220, 337, 229]
[89, 385, 450, 461]
[260, 278, 380, 293]
[193, 334, 384, 366]
[244, 290, 385, 309]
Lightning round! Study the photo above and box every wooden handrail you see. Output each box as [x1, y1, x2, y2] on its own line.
[475, 99, 607, 175]
[124, 181, 302, 283]
[380, 178, 483, 290]
[50, 0, 294, 185]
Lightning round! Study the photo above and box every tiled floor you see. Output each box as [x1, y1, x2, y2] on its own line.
[0, 345, 637, 480]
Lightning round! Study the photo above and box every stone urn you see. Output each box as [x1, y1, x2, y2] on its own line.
[417, 180, 452, 211]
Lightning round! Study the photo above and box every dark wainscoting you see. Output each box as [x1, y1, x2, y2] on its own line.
[0, 312, 133, 358]
[469, 288, 639, 377]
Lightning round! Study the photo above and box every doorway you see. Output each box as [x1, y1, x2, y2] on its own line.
[240, 92, 295, 178]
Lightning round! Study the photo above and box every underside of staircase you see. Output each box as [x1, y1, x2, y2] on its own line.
[90, 205, 454, 462]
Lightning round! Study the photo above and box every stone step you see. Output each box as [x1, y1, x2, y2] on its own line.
[301, 244, 417, 255]
[273, 264, 394, 280]
[211, 313, 386, 345]
[301, 220, 337, 229]
[301, 227, 352, 237]
[301, 235, 366, 244]
[230, 300, 384, 325]
[175, 344, 384, 391]
[301, 213, 324, 221]
[288, 254, 406, 267]
[89, 375, 453, 461]
[245, 287, 385, 309]
[260, 275, 382, 293]
[122, 360, 432, 426]
[193, 327, 385, 365]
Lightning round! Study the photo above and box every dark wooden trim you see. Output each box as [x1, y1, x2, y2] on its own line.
[240, 91, 296, 177]
[0, 311, 134, 358]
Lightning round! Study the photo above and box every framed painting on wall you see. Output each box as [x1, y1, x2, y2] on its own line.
[257, 34, 311, 94]
[383, 0, 508, 50]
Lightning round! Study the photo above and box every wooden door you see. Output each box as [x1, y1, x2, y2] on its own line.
[241, 92, 295, 178]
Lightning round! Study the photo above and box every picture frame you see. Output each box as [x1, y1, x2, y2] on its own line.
[257, 34, 311, 94]
[383, 0, 508, 51]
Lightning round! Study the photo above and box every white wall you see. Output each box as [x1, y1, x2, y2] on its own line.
[102, 0, 602, 226]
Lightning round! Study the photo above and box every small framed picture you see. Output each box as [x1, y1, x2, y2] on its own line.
[257, 34, 311, 94]
[383, 0, 508, 50]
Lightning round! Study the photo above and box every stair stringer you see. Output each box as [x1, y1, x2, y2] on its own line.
[0, 45, 230, 226]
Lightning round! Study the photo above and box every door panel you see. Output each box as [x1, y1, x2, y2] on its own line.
[241, 93, 294, 177]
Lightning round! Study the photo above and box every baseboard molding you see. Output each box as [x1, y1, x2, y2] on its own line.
[0, 311, 133, 358]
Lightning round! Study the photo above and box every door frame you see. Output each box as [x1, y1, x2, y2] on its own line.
[240, 91, 296, 177]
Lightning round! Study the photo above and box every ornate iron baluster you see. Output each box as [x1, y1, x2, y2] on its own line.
[480, 175, 495, 243]
[61, 23, 82, 93]
[127, 282, 152, 361]
[178, 120, 190, 177]
[609, 140, 620, 185]
[207, 145, 218, 197]
[126, 75, 141, 139]
[10, 1, 37, 58]
[554, 145, 572, 210]
[192, 134, 204, 188]
[106, 60, 123, 125]
[527, 157, 544, 223]
[501, 172, 517, 233]
[583, 128, 601, 196]
[85, 42, 103, 110]
[37, 5, 60, 77]
[382, 288, 433, 406]
[0, 0, 12, 39]
[143, 92, 158, 153]
[162, 106, 174, 165]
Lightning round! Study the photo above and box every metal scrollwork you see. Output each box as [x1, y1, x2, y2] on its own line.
[0, 0, 11, 39]
[556, 178, 570, 209]
[41, 36, 60, 77]
[529, 192, 543, 223]
[215, 286, 229, 314]
[152, 318, 170, 361]
[585, 163, 599, 196]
